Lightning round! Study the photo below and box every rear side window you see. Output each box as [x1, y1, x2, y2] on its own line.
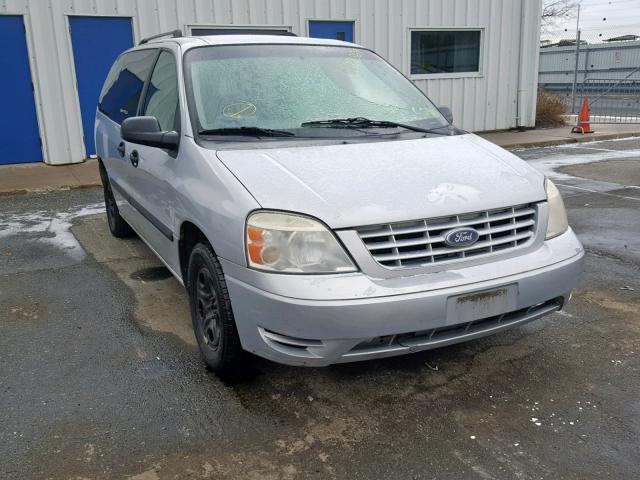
[98, 49, 158, 124]
[142, 51, 179, 132]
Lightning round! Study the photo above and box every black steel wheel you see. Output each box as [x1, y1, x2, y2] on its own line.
[194, 266, 222, 349]
[187, 242, 244, 374]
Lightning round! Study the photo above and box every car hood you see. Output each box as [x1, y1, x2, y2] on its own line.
[215, 133, 546, 229]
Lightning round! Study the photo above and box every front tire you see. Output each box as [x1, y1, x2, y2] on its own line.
[187, 242, 245, 375]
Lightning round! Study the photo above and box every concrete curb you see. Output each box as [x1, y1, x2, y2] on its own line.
[500, 131, 640, 150]
[0, 182, 101, 197]
[0, 159, 101, 196]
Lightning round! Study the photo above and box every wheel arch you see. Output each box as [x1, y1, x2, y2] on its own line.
[97, 156, 108, 185]
[179, 220, 214, 281]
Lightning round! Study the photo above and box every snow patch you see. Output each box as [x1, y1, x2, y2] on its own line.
[0, 202, 105, 259]
[527, 147, 640, 181]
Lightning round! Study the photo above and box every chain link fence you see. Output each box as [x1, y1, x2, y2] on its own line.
[539, 27, 640, 123]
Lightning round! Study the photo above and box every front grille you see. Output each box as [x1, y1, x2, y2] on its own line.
[356, 203, 538, 269]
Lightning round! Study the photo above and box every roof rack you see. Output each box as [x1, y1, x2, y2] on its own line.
[139, 29, 183, 45]
[189, 28, 297, 37]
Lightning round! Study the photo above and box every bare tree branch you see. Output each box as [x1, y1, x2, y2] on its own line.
[541, 0, 579, 34]
[542, 0, 578, 21]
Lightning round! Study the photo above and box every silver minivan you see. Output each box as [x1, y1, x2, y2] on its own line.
[95, 32, 584, 374]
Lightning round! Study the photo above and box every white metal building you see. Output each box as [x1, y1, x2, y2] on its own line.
[0, 0, 542, 166]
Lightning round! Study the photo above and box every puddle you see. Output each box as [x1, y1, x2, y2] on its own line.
[130, 266, 173, 281]
[558, 159, 640, 187]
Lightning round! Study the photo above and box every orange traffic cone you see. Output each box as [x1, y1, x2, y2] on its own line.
[571, 97, 594, 134]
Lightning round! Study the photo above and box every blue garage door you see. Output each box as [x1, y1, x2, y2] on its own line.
[0, 16, 42, 164]
[308, 21, 354, 42]
[69, 16, 134, 156]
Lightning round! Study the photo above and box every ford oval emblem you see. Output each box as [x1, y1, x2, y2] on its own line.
[444, 227, 480, 247]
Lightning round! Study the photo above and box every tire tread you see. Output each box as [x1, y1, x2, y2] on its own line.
[188, 242, 245, 374]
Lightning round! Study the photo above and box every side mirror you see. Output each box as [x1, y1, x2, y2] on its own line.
[121, 116, 179, 150]
[439, 106, 453, 124]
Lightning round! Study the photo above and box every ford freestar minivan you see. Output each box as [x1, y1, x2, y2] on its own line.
[95, 32, 584, 374]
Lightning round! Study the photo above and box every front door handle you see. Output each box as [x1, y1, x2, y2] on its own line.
[117, 142, 126, 157]
[129, 150, 139, 168]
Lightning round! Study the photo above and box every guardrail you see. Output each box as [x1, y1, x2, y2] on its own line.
[575, 70, 640, 124]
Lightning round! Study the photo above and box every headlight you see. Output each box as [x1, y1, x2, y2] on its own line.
[246, 211, 357, 273]
[545, 178, 569, 239]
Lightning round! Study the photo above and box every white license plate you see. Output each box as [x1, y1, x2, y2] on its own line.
[446, 285, 517, 325]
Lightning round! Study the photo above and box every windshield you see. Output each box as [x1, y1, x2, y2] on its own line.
[184, 44, 448, 136]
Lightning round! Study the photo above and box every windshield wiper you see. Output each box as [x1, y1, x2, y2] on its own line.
[300, 117, 451, 135]
[198, 127, 295, 137]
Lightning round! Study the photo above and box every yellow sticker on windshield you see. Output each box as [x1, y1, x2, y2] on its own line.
[223, 101, 257, 119]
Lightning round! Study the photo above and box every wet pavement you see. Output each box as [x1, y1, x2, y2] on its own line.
[1, 138, 639, 479]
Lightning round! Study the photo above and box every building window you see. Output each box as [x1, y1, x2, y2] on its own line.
[410, 29, 481, 76]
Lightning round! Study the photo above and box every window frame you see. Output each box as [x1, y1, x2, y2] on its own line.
[140, 47, 181, 134]
[406, 27, 485, 80]
[181, 42, 449, 145]
[98, 47, 159, 125]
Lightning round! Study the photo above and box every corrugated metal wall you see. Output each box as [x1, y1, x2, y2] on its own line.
[1, 0, 541, 165]
[539, 41, 640, 88]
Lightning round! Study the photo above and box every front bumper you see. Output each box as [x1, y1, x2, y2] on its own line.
[221, 229, 584, 366]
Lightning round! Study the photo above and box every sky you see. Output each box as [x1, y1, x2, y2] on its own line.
[542, 0, 640, 42]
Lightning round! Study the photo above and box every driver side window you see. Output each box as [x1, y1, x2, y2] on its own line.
[142, 51, 178, 132]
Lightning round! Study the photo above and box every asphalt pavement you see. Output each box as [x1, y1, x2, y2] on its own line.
[1, 138, 639, 479]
